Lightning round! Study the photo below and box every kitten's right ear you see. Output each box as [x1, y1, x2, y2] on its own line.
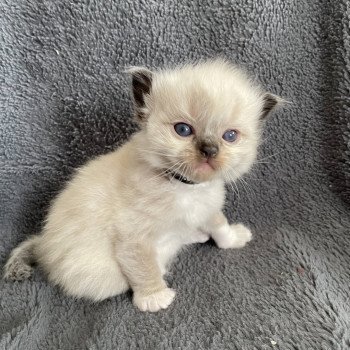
[126, 67, 153, 122]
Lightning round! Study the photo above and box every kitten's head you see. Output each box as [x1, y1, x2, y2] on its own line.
[129, 59, 281, 183]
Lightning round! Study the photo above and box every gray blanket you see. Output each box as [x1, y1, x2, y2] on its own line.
[1, 0, 349, 349]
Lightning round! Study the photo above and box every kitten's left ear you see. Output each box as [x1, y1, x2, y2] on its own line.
[126, 67, 153, 122]
[260, 93, 285, 120]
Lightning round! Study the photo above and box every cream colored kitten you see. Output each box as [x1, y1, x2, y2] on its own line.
[4, 59, 281, 312]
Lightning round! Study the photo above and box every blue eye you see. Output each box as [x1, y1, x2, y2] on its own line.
[222, 129, 238, 142]
[174, 123, 193, 137]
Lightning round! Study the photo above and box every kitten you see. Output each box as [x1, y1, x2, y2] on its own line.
[4, 59, 281, 312]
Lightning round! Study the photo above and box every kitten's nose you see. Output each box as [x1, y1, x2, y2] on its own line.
[199, 143, 219, 158]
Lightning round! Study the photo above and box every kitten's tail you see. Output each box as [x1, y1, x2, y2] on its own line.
[3, 236, 39, 281]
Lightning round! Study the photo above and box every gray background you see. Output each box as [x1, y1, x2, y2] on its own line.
[1, 0, 349, 349]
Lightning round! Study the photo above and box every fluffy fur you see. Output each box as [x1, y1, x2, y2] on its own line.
[4, 60, 280, 312]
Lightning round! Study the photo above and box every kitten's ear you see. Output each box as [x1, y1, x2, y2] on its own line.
[126, 67, 153, 122]
[260, 93, 285, 120]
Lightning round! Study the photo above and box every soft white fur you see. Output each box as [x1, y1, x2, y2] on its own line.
[4, 60, 278, 312]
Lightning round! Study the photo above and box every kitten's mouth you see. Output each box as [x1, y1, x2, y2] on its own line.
[196, 159, 216, 172]
[163, 158, 217, 185]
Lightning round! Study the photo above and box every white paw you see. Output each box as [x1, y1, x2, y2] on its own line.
[133, 288, 175, 312]
[216, 223, 252, 249]
[193, 231, 210, 243]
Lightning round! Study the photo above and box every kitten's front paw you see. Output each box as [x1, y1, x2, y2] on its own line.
[216, 223, 252, 249]
[193, 231, 210, 243]
[133, 288, 175, 312]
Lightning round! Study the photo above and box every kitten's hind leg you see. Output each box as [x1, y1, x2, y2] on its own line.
[35, 237, 130, 302]
[203, 212, 252, 249]
[58, 260, 130, 302]
[116, 241, 175, 312]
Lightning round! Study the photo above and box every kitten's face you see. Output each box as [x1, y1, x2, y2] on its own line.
[130, 60, 279, 183]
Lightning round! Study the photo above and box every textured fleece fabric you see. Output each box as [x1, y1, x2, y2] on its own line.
[0, 0, 349, 349]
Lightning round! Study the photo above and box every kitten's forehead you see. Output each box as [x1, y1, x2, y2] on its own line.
[150, 60, 263, 129]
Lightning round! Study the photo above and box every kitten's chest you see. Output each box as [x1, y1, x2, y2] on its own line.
[171, 182, 224, 227]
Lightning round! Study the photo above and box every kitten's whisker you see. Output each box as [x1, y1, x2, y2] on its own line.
[163, 160, 188, 183]
[237, 160, 273, 166]
[181, 163, 192, 182]
[144, 160, 184, 184]
[142, 150, 178, 158]
[237, 177, 254, 198]
[172, 161, 187, 180]
[223, 166, 256, 202]
[259, 135, 273, 146]
[257, 150, 285, 162]
[222, 168, 240, 202]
